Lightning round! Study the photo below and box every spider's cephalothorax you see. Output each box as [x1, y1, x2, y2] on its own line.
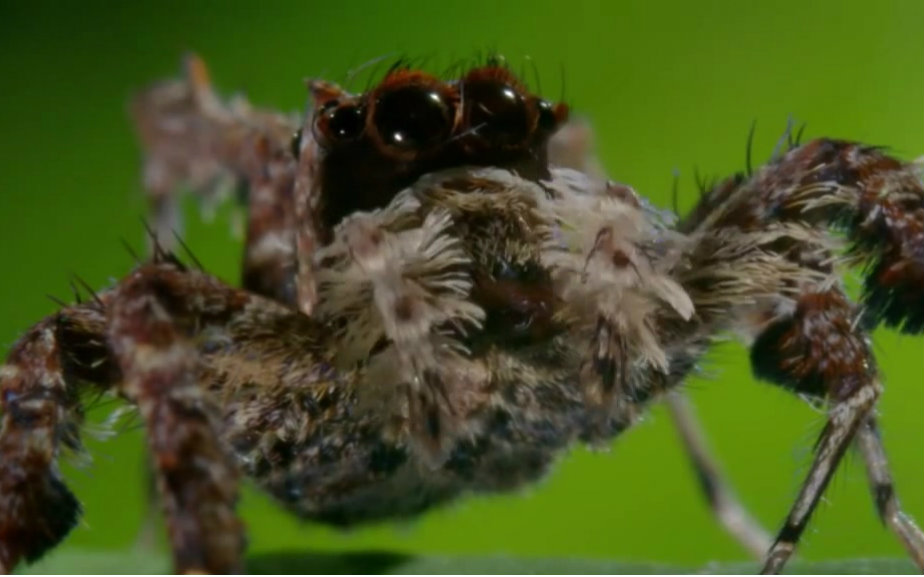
[1, 54, 923, 574]
[305, 62, 569, 236]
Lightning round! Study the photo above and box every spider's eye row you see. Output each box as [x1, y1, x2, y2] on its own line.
[462, 79, 531, 146]
[372, 86, 452, 150]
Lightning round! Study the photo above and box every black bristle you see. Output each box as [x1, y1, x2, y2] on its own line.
[745, 119, 757, 178]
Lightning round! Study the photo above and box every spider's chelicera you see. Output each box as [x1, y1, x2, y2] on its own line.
[1, 54, 922, 574]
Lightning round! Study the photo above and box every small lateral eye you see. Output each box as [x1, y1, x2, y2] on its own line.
[290, 128, 302, 159]
[462, 79, 531, 146]
[536, 100, 558, 132]
[314, 102, 365, 147]
[372, 86, 452, 150]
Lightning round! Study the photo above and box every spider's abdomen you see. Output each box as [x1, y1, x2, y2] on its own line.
[219, 339, 591, 525]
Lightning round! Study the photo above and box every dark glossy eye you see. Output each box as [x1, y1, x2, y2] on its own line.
[536, 100, 558, 132]
[463, 80, 530, 146]
[314, 102, 365, 148]
[290, 128, 302, 159]
[327, 105, 364, 141]
[372, 86, 451, 150]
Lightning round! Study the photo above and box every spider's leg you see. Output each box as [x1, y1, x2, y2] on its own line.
[856, 415, 924, 570]
[688, 138, 924, 334]
[0, 306, 112, 572]
[133, 54, 300, 306]
[240, 132, 298, 306]
[107, 266, 245, 574]
[675, 138, 923, 572]
[664, 392, 772, 558]
[749, 288, 879, 574]
[133, 54, 236, 246]
[0, 262, 254, 574]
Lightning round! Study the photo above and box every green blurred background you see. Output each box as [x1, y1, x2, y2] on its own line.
[0, 0, 921, 568]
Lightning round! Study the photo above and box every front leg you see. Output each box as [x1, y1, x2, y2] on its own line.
[0, 262, 255, 574]
[133, 54, 300, 306]
[109, 268, 245, 574]
[0, 310, 103, 572]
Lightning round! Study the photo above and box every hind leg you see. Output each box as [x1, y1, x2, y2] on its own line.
[664, 392, 772, 558]
[856, 415, 924, 570]
[749, 288, 884, 573]
[676, 136, 924, 571]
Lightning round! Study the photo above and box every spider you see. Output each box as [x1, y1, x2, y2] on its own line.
[1, 53, 922, 574]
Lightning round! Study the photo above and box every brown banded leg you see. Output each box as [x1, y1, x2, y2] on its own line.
[0, 306, 112, 573]
[664, 392, 772, 558]
[240, 134, 298, 307]
[760, 385, 877, 573]
[108, 269, 245, 574]
[749, 289, 881, 574]
[856, 415, 924, 571]
[133, 54, 300, 306]
[676, 138, 923, 570]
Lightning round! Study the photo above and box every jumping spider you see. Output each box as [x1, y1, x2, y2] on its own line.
[1, 54, 922, 574]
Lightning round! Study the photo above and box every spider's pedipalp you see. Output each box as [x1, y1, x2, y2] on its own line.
[539, 170, 692, 421]
[331, 207, 486, 463]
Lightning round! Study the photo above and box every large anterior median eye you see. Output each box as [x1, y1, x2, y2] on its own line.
[371, 86, 452, 151]
[462, 78, 531, 147]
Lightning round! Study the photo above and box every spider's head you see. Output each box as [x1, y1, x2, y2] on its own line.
[303, 61, 569, 234]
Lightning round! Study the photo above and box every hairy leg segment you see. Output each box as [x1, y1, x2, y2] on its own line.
[0, 262, 250, 574]
[678, 137, 924, 572]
